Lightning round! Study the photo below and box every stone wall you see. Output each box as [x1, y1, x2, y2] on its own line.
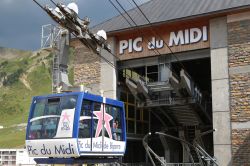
[71, 39, 101, 92]
[232, 129, 250, 165]
[230, 73, 250, 122]
[228, 12, 250, 166]
[70, 38, 117, 98]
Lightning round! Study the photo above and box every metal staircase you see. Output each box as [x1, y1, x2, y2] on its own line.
[125, 68, 211, 127]
[185, 126, 199, 162]
[143, 131, 218, 166]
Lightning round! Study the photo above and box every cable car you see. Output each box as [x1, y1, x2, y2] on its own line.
[25, 92, 126, 164]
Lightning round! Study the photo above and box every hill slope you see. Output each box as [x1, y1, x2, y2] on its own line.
[0, 48, 53, 148]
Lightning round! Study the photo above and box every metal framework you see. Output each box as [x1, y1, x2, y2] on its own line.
[41, 24, 62, 50]
[142, 131, 218, 166]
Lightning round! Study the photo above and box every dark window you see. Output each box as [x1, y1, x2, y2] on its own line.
[28, 95, 77, 139]
[112, 107, 122, 141]
[78, 100, 92, 138]
[127, 120, 135, 133]
[128, 105, 135, 119]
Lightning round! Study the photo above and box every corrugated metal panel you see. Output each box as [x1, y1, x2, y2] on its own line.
[92, 0, 250, 33]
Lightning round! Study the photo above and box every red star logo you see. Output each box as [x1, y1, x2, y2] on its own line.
[62, 112, 70, 122]
[93, 104, 113, 139]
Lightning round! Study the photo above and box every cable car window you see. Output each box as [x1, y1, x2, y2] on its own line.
[112, 107, 122, 141]
[32, 99, 46, 118]
[61, 96, 77, 110]
[29, 119, 42, 139]
[104, 105, 113, 139]
[27, 95, 78, 140]
[93, 102, 102, 137]
[79, 100, 92, 138]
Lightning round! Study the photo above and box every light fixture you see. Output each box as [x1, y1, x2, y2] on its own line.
[97, 30, 107, 40]
[67, 2, 79, 14]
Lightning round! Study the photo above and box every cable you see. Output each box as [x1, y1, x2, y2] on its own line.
[110, 0, 181, 78]
[131, 0, 186, 71]
[33, 0, 116, 69]
[108, 0, 134, 27]
[108, 0, 171, 66]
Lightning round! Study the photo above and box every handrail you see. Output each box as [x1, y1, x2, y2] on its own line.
[143, 132, 196, 166]
[143, 131, 218, 166]
[193, 129, 218, 166]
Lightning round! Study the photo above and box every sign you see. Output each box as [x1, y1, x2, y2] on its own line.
[26, 139, 79, 157]
[55, 109, 75, 138]
[78, 137, 126, 153]
[116, 23, 209, 60]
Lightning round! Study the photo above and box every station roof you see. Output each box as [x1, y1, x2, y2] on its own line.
[93, 0, 250, 33]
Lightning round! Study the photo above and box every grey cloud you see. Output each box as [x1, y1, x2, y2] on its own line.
[0, 0, 150, 50]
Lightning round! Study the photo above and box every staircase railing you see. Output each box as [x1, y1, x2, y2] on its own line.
[193, 130, 218, 166]
[143, 131, 218, 166]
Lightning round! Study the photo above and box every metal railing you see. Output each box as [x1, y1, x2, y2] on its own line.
[143, 131, 218, 166]
[165, 164, 200, 166]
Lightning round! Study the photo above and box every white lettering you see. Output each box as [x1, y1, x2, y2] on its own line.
[148, 37, 156, 49]
[133, 37, 143, 52]
[148, 37, 164, 49]
[184, 29, 189, 44]
[119, 40, 128, 54]
[202, 26, 208, 41]
[119, 26, 208, 54]
[128, 39, 133, 53]
[190, 28, 202, 43]
[169, 31, 184, 46]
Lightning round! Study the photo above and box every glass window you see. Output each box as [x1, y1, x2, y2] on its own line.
[120, 92, 127, 101]
[147, 65, 159, 82]
[128, 93, 135, 103]
[29, 119, 42, 139]
[28, 95, 78, 140]
[112, 107, 122, 141]
[136, 109, 141, 121]
[136, 122, 143, 134]
[104, 105, 113, 139]
[43, 117, 58, 138]
[143, 122, 149, 134]
[128, 105, 135, 119]
[60, 96, 77, 110]
[78, 100, 92, 138]
[32, 99, 46, 118]
[92, 102, 102, 138]
[127, 120, 135, 133]
[143, 110, 149, 121]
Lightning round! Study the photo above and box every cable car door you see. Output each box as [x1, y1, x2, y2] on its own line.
[78, 99, 126, 155]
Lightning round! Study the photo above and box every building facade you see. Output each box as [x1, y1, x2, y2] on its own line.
[0, 149, 37, 165]
[72, 1, 250, 165]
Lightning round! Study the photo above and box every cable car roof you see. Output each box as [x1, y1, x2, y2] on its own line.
[32, 92, 124, 107]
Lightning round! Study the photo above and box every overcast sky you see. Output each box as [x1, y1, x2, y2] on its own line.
[0, 0, 149, 51]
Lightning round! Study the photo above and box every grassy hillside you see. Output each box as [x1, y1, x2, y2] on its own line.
[0, 48, 55, 148]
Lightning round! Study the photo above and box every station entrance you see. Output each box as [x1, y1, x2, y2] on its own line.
[117, 49, 214, 164]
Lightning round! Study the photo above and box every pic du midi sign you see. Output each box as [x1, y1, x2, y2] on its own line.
[117, 25, 209, 60]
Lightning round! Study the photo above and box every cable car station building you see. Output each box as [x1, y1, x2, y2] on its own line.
[72, 0, 250, 165]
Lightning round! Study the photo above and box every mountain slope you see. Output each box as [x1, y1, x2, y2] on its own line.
[0, 48, 52, 148]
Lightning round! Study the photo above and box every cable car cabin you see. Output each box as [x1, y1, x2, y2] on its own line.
[25, 92, 126, 164]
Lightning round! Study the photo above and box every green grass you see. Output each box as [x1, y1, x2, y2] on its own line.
[0, 127, 26, 148]
[0, 50, 52, 148]
[0, 47, 75, 148]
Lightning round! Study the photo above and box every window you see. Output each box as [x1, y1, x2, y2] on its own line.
[92, 102, 102, 138]
[78, 100, 92, 138]
[78, 100, 124, 142]
[112, 107, 123, 141]
[28, 95, 78, 139]
[32, 99, 46, 118]
[147, 65, 159, 82]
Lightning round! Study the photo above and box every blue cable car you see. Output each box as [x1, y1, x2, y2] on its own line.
[25, 92, 126, 164]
